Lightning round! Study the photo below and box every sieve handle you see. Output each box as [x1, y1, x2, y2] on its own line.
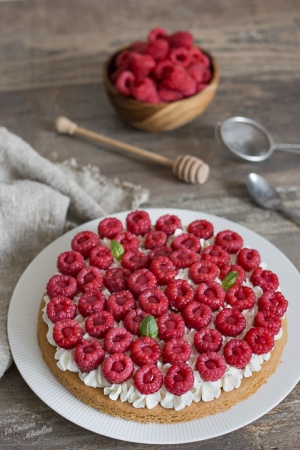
[274, 144, 300, 154]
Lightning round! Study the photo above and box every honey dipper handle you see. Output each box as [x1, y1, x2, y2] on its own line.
[55, 116, 174, 168]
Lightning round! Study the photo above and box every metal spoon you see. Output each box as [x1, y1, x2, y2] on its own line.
[246, 173, 300, 225]
[216, 116, 300, 162]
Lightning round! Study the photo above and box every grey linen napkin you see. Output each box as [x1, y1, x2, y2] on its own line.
[0, 127, 149, 379]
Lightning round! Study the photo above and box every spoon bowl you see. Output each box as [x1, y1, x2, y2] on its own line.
[246, 173, 300, 225]
[217, 117, 300, 162]
[247, 173, 281, 209]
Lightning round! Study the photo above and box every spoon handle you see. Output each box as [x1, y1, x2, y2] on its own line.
[278, 206, 300, 226]
[274, 144, 300, 154]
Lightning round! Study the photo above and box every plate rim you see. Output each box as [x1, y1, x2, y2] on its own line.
[7, 208, 300, 444]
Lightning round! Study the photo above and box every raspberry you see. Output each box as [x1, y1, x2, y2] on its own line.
[219, 264, 245, 286]
[103, 353, 134, 384]
[123, 307, 147, 336]
[195, 281, 225, 311]
[165, 279, 194, 311]
[152, 60, 174, 81]
[104, 267, 131, 293]
[182, 301, 212, 330]
[129, 41, 148, 53]
[158, 87, 183, 102]
[76, 267, 104, 293]
[121, 250, 149, 272]
[78, 290, 106, 317]
[115, 70, 135, 96]
[171, 233, 201, 253]
[237, 248, 261, 272]
[53, 319, 83, 349]
[168, 47, 192, 67]
[226, 285, 256, 311]
[201, 245, 230, 268]
[71, 231, 100, 258]
[104, 327, 133, 354]
[170, 248, 199, 269]
[168, 31, 193, 49]
[187, 62, 211, 83]
[250, 268, 279, 292]
[155, 214, 182, 236]
[189, 47, 211, 66]
[215, 230, 244, 254]
[215, 308, 246, 337]
[106, 290, 135, 321]
[165, 362, 194, 396]
[199, 68, 212, 84]
[138, 288, 169, 318]
[114, 232, 139, 253]
[110, 66, 125, 85]
[223, 339, 252, 369]
[162, 338, 192, 364]
[114, 50, 131, 69]
[245, 327, 275, 355]
[146, 38, 169, 61]
[126, 210, 151, 236]
[46, 274, 77, 299]
[194, 327, 223, 353]
[131, 336, 161, 366]
[162, 65, 196, 97]
[157, 312, 185, 340]
[129, 52, 156, 82]
[257, 291, 288, 318]
[131, 77, 160, 103]
[98, 217, 123, 239]
[187, 219, 214, 240]
[46, 296, 77, 323]
[85, 311, 114, 338]
[144, 230, 167, 249]
[74, 339, 105, 372]
[57, 251, 85, 277]
[148, 27, 167, 42]
[127, 268, 157, 298]
[254, 310, 282, 335]
[89, 245, 114, 270]
[149, 256, 177, 285]
[189, 260, 219, 284]
[196, 351, 226, 382]
[196, 68, 212, 86]
[148, 246, 173, 261]
[133, 364, 163, 394]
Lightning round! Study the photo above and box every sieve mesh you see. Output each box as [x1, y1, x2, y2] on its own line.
[220, 121, 270, 158]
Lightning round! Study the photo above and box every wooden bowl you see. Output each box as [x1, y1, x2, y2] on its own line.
[103, 47, 219, 132]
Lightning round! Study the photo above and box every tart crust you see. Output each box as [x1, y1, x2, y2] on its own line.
[38, 299, 287, 424]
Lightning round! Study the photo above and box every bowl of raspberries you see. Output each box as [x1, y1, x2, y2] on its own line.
[104, 28, 219, 132]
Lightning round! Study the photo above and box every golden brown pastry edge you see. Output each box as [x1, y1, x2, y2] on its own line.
[38, 299, 287, 424]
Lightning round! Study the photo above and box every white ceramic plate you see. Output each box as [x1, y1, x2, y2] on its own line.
[8, 209, 300, 444]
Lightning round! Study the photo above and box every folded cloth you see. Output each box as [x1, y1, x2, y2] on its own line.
[0, 127, 149, 379]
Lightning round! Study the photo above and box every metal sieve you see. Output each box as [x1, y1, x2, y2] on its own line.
[216, 116, 300, 162]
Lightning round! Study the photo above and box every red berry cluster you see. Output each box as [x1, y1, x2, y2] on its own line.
[47, 210, 288, 402]
[109, 28, 213, 103]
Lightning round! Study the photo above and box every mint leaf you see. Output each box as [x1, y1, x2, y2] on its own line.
[110, 240, 124, 261]
[139, 315, 158, 338]
[221, 270, 239, 291]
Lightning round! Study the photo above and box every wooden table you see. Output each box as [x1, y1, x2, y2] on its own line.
[1, 0, 299, 448]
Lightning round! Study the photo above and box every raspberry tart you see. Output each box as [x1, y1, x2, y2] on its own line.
[38, 210, 288, 424]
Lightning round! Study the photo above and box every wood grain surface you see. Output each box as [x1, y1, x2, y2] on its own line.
[0, 0, 299, 448]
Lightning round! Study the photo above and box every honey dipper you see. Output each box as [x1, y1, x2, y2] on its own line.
[55, 117, 209, 184]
